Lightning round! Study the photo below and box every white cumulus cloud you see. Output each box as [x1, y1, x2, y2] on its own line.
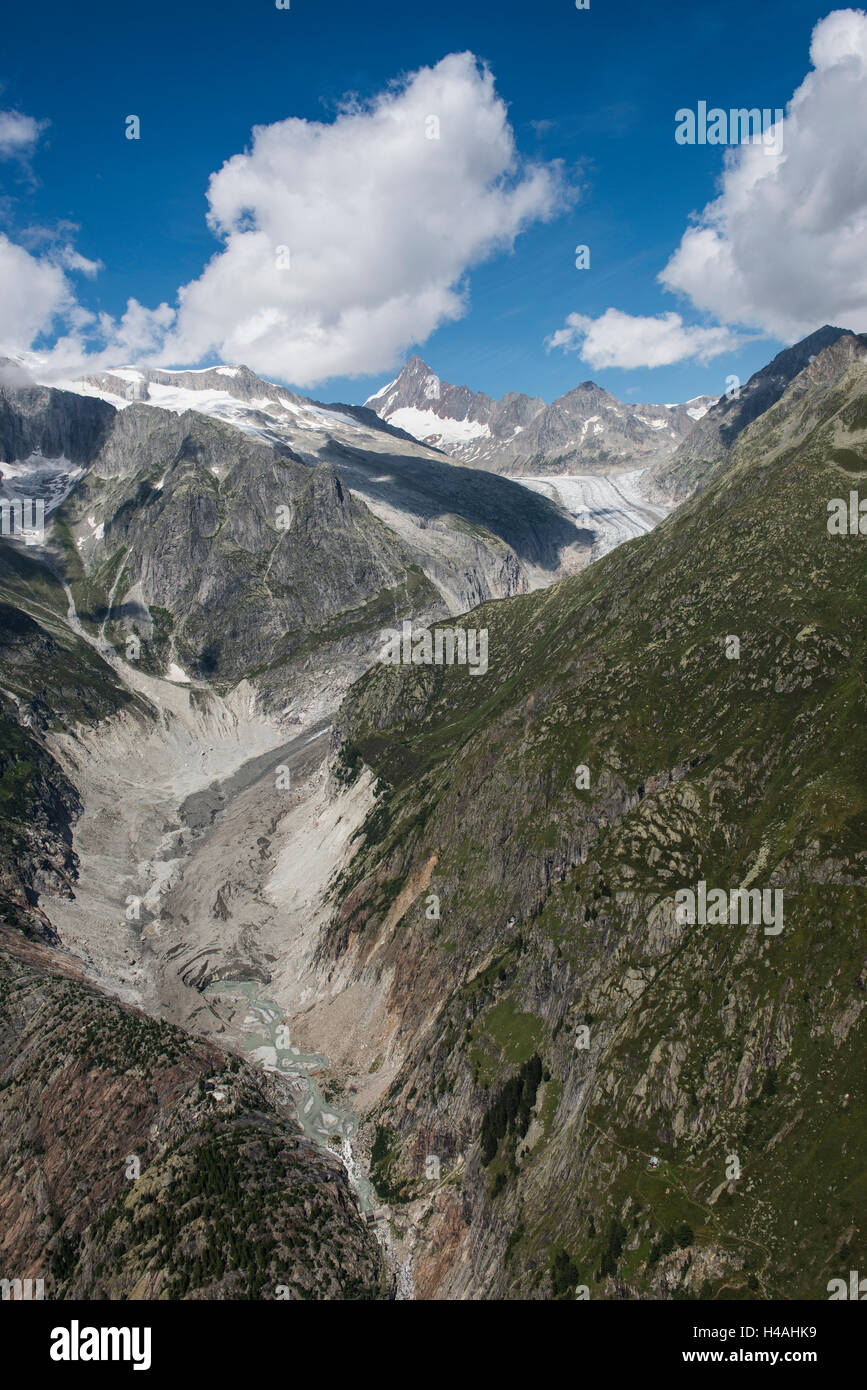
[0, 235, 72, 349]
[0, 230, 170, 372]
[0, 57, 569, 386]
[546, 309, 738, 368]
[660, 7, 867, 339]
[547, 9, 867, 370]
[162, 52, 571, 385]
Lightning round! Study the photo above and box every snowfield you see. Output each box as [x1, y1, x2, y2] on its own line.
[385, 406, 491, 446]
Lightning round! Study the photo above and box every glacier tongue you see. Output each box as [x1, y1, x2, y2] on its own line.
[515, 469, 669, 559]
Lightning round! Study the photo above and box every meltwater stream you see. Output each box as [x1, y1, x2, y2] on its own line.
[202, 978, 378, 1217]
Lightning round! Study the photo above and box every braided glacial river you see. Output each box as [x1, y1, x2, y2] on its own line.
[203, 977, 378, 1216]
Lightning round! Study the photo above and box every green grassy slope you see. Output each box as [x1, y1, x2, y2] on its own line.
[328, 347, 867, 1299]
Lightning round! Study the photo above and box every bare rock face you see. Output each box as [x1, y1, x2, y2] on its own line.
[65, 402, 432, 691]
[0, 372, 115, 467]
[365, 354, 716, 476]
[0, 368, 586, 702]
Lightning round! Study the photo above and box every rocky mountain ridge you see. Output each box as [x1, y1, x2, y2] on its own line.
[0, 366, 586, 717]
[645, 325, 867, 503]
[364, 353, 717, 476]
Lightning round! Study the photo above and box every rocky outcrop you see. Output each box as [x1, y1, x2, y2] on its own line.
[0, 371, 585, 708]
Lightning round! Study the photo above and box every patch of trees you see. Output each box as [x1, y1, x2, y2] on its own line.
[599, 1216, 628, 1278]
[480, 1054, 543, 1165]
[550, 1249, 581, 1298]
[648, 1221, 695, 1266]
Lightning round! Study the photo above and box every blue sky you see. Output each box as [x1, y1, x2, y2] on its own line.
[1, 0, 863, 406]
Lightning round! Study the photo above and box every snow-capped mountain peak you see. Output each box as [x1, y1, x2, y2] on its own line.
[364, 357, 719, 476]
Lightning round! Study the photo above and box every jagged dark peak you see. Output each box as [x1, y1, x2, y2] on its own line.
[716, 325, 858, 444]
[760, 323, 857, 375]
[798, 327, 867, 378]
[365, 354, 498, 426]
[553, 380, 618, 409]
[644, 324, 867, 504]
[366, 353, 440, 397]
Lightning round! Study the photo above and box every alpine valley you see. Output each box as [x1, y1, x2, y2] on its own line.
[0, 326, 864, 1301]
